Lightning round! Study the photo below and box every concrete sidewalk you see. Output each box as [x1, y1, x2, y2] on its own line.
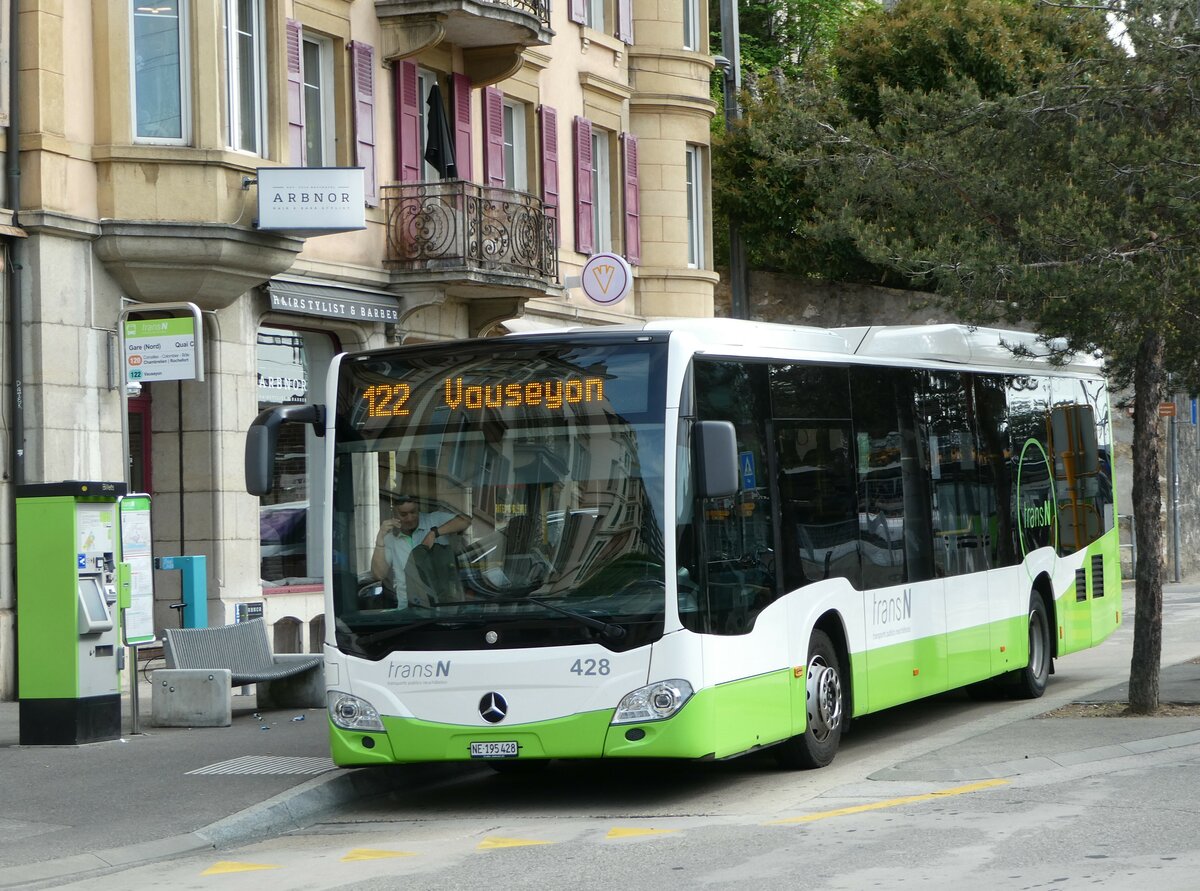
[0, 686, 429, 890]
[3, 581, 1200, 889]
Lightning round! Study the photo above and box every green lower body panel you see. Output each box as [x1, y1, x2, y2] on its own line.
[331, 709, 617, 767]
[329, 670, 802, 767]
[849, 532, 1122, 717]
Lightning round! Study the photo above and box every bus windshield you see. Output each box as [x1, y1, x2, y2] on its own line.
[330, 335, 669, 657]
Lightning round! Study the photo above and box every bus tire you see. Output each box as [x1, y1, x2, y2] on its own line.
[775, 629, 844, 769]
[1011, 592, 1051, 699]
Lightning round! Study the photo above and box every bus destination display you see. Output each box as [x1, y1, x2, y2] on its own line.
[358, 374, 608, 423]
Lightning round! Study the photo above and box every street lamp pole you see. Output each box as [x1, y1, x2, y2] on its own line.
[716, 0, 749, 320]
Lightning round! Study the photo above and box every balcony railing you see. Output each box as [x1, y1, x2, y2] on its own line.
[384, 180, 558, 284]
[490, 0, 551, 29]
[376, 0, 553, 50]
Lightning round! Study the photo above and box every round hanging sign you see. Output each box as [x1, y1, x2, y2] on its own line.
[580, 252, 633, 306]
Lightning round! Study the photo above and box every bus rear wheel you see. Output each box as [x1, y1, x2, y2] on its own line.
[1010, 592, 1051, 699]
[775, 629, 844, 769]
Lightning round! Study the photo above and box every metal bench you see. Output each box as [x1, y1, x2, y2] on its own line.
[151, 619, 324, 727]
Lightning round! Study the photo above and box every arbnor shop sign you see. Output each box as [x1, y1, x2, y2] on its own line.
[256, 167, 366, 237]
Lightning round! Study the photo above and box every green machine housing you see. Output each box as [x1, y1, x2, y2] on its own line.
[17, 481, 128, 745]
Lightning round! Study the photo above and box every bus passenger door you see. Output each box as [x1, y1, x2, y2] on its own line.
[852, 367, 949, 708]
[774, 421, 860, 594]
[689, 360, 792, 753]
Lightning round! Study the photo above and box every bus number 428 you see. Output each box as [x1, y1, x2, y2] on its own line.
[570, 658, 610, 676]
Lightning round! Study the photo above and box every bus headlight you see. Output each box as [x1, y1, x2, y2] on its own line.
[328, 691, 385, 732]
[612, 679, 694, 724]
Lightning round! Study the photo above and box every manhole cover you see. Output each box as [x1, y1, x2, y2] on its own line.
[187, 756, 337, 776]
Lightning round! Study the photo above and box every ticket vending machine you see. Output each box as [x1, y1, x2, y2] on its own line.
[16, 481, 128, 745]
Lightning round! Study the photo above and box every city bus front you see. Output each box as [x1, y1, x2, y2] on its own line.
[322, 332, 696, 766]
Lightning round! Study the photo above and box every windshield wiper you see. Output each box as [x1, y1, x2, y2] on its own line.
[498, 595, 627, 641]
[353, 611, 444, 650]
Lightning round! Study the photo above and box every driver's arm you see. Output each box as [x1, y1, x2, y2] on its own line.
[371, 530, 392, 581]
[439, 514, 470, 536]
[421, 513, 471, 547]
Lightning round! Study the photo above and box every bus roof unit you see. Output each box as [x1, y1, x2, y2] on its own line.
[641, 318, 851, 355]
[839, 324, 1102, 372]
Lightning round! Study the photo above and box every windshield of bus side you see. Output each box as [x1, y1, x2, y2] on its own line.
[330, 336, 669, 656]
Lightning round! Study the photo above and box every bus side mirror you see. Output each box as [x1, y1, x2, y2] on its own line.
[694, 420, 739, 499]
[245, 404, 326, 496]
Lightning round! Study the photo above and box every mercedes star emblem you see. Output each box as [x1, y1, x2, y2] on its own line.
[479, 692, 508, 723]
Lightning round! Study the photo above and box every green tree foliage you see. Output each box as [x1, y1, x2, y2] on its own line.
[710, 0, 868, 264]
[715, 0, 1109, 278]
[737, 0, 870, 80]
[719, 0, 1200, 711]
[833, 0, 1109, 123]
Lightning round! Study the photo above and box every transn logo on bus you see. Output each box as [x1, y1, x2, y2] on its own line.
[871, 588, 913, 641]
[387, 659, 451, 682]
[1023, 501, 1054, 529]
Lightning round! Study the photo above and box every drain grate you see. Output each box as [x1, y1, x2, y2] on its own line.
[186, 755, 338, 776]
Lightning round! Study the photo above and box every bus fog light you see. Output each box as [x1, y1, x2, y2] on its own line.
[328, 691, 385, 732]
[612, 679, 694, 724]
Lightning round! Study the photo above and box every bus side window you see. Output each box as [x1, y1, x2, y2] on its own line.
[1049, 376, 1111, 554]
[774, 421, 859, 592]
[973, 374, 1018, 569]
[920, 371, 988, 578]
[851, 367, 936, 587]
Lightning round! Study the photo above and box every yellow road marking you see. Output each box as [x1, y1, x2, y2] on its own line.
[768, 778, 1010, 825]
[478, 836, 554, 849]
[341, 848, 419, 862]
[200, 861, 280, 875]
[606, 827, 679, 839]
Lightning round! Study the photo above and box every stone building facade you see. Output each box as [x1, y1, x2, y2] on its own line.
[0, 0, 720, 699]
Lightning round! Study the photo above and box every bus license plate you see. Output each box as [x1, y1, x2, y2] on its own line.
[470, 741, 518, 759]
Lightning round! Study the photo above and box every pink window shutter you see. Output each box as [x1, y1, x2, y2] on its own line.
[452, 73, 473, 182]
[621, 132, 641, 265]
[616, 0, 634, 43]
[482, 86, 505, 188]
[348, 42, 377, 206]
[285, 19, 305, 166]
[569, 0, 586, 25]
[574, 116, 594, 254]
[395, 60, 421, 182]
[538, 105, 559, 244]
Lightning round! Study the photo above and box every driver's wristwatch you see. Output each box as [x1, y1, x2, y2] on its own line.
[430, 525, 439, 538]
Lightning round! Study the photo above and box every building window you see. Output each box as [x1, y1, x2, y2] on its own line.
[683, 0, 699, 49]
[592, 129, 612, 253]
[503, 100, 528, 191]
[226, 0, 265, 154]
[131, 0, 188, 142]
[586, 0, 606, 31]
[686, 144, 704, 268]
[302, 33, 335, 166]
[256, 326, 337, 587]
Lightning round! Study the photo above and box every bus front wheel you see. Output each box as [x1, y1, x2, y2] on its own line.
[1010, 592, 1051, 699]
[775, 629, 844, 769]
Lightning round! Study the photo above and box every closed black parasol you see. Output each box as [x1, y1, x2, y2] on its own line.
[424, 82, 458, 180]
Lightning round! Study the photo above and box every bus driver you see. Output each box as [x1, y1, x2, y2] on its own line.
[371, 495, 470, 605]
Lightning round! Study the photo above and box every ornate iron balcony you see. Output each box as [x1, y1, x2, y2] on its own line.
[501, 0, 549, 27]
[384, 181, 558, 285]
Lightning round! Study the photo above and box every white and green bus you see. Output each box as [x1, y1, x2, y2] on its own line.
[245, 320, 1120, 769]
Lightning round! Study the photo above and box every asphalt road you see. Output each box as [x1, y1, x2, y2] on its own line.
[18, 583, 1200, 890]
